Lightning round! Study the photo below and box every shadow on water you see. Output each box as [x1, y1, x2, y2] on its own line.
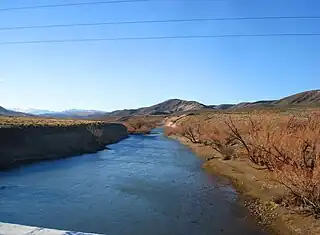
[0, 129, 267, 235]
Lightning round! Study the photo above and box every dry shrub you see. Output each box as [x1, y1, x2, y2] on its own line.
[178, 120, 201, 143]
[198, 120, 237, 159]
[169, 118, 238, 159]
[170, 111, 320, 215]
[228, 112, 320, 214]
[124, 117, 161, 134]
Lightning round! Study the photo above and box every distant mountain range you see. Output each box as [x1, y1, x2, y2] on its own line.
[1, 89, 319, 118]
[0, 108, 108, 118]
[40, 109, 108, 118]
[0, 106, 32, 116]
[11, 108, 55, 115]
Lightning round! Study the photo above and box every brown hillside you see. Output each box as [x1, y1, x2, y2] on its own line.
[108, 99, 206, 116]
[273, 89, 320, 106]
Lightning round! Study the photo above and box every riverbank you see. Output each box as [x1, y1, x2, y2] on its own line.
[0, 117, 128, 170]
[169, 134, 320, 235]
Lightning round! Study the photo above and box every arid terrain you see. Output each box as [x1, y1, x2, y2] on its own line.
[164, 107, 320, 235]
[1, 89, 320, 234]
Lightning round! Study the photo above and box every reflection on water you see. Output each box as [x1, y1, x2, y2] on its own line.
[0, 129, 267, 235]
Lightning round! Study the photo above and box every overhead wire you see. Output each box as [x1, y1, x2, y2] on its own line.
[0, 0, 298, 12]
[0, 0, 149, 11]
[0, 16, 319, 31]
[0, 1, 318, 45]
[0, 33, 319, 45]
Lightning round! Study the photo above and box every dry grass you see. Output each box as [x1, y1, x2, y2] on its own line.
[165, 109, 320, 216]
[0, 116, 106, 128]
[0, 115, 165, 132]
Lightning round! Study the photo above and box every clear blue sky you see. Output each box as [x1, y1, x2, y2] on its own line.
[0, 0, 319, 111]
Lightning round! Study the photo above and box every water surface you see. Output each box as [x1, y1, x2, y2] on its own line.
[0, 129, 266, 235]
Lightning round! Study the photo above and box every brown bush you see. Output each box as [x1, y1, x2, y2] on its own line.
[166, 118, 238, 159]
[198, 120, 237, 159]
[177, 120, 201, 143]
[124, 116, 162, 134]
[168, 111, 320, 215]
[233, 113, 320, 214]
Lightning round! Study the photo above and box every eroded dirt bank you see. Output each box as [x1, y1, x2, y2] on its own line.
[0, 123, 128, 170]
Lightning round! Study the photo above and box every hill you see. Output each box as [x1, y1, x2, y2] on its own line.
[272, 89, 320, 106]
[211, 89, 320, 111]
[107, 99, 206, 116]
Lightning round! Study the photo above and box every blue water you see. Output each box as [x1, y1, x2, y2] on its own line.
[0, 129, 266, 235]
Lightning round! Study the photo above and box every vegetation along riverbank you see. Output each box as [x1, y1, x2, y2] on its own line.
[164, 108, 320, 235]
[93, 115, 165, 135]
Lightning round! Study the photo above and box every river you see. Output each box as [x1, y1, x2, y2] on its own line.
[0, 129, 267, 235]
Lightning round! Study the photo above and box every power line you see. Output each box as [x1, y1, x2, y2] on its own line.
[0, 0, 275, 12]
[0, 33, 319, 45]
[0, 16, 319, 31]
[0, 0, 148, 11]
[0, 0, 303, 12]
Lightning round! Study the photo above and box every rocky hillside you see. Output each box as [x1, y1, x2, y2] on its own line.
[108, 99, 206, 116]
